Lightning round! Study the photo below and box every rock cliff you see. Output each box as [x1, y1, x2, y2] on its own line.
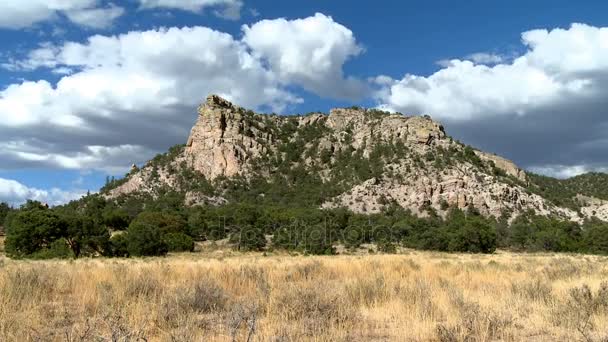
[106, 95, 602, 222]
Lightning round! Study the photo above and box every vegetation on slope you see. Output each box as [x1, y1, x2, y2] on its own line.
[4, 107, 608, 259]
[528, 172, 608, 209]
[3, 192, 608, 259]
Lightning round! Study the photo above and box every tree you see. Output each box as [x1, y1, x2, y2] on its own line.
[4, 206, 67, 257]
[230, 226, 266, 251]
[449, 215, 497, 253]
[63, 214, 111, 257]
[126, 220, 168, 257]
[0, 202, 11, 226]
[164, 232, 195, 252]
[582, 219, 608, 254]
[109, 233, 130, 257]
[130, 211, 187, 235]
[102, 209, 131, 230]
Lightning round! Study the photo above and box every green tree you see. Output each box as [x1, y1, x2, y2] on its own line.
[63, 214, 111, 257]
[582, 219, 608, 254]
[102, 209, 131, 230]
[230, 226, 266, 251]
[4, 206, 67, 257]
[109, 233, 130, 257]
[131, 211, 187, 235]
[163, 232, 195, 252]
[126, 220, 168, 257]
[0, 202, 11, 226]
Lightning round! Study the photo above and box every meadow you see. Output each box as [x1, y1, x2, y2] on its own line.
[0, 241, 607, 341]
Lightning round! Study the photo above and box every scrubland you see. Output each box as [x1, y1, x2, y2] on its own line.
[0, 246, 607, 341]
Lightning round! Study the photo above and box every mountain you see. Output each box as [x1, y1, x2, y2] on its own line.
[103, 95, 608, 222]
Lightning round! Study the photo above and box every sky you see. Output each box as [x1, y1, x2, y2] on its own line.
[1, 0, 608, 206]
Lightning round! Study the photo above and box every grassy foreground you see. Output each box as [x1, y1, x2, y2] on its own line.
[0, 248, 607, 341]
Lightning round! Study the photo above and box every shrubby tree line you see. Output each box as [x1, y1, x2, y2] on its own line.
[2, 194, 608, 259]
[3, 117, 608, 259]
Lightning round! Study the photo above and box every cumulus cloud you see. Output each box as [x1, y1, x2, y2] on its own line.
[466, 52, 505, 65]
[0, 14, 366, 174]
[64, 4, 125, 29]
[243, 13, 367, 100]
[0, 178, 85, 206]
[137, 0, 243, 20]
[375, 23, 608, 174]
[0, 0, 125, 29]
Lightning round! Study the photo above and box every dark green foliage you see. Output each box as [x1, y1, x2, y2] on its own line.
[163, 232, 195, 252]
[29, 239, 74, 260]
[130, 211, 187, 235]
[230, 226, 266, 251]
[126, 220, 168, 257]
[63, 214, 111, 257]
[300, 225, 336, 255]
[102, 209, 131, 230]
[528, 172, 608, 210]
[4, 204, 67, 257]
[447, 214, 497, 253]
[0, 202, 11, 226]
[110, 233, 130, 257]
[582, 219, 608, 254]
[462, 146, 485, 168]
[187, 207, 226, 241]
[506, 213, 582, 252]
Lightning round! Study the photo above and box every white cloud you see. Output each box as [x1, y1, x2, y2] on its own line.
[527, 165, 605, 179]
[376, 23, 608, 120]
[137, 0, 243, 20]
[0, 178, 85, 206]
[0, 0, 125, 29]
[465, 52, 505, 65]
[243, 13, 367, 99]
[375, 23, 608, 174]
[64, 4, 125, 29]
[3, 17, 371, 173]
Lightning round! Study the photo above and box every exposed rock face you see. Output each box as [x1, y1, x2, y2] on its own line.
[105, 94, 605, 222]
[476, 151, 527, 182]
[578, 195, 608, 221]
[323, 167, 578, 221]
[185, 95, 271, 179]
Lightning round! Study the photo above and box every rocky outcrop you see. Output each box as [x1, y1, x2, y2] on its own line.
[323, 160, 578, 221]
[476, 151, 527, 182]
[104, 94, 605, 222]
[185, 95, 272, 179]
[578, 195, 608, 221]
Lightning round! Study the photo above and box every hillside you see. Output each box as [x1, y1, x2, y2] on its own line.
[4, 94, 608, 259]
[103, 94, 607, 222]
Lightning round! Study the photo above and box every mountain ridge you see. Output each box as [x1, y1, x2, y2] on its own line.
[104, 94, 607, 222]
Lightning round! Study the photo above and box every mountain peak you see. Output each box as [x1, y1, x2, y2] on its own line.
[106, 94, 608, 223]
[202, 94, 237, 111]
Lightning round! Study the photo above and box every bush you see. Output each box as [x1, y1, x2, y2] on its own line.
[4, 206, 67, 257]
[110, 233, 130, 257]
[230, 226, 266, 251]
[131, 211, 187, 235]
[164, 232, 195, 252]
[300, 225, 335, 255]
[102, 209, 131, 230]
[29, 239, 74, 259]
[126, 221, 168, 257]
[582, 219, 608, 254]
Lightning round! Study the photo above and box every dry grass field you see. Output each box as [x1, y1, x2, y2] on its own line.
[0, 246, 607, 341]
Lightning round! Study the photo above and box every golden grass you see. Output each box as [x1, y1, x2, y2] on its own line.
[1, 250, 607, 341]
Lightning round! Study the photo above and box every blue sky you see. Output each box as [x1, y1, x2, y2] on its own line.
[1, 0, 608, 205]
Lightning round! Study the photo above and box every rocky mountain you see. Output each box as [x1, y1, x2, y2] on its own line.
[105, 95, 607, 222]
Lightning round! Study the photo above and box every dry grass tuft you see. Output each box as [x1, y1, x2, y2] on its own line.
[0, 251, 607, 341]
